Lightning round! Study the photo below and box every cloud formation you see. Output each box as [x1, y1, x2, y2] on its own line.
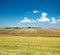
[20, 12, 60, 25]
[20, 17, 36, 23]
[20, 17, 31, 23]
[51, 17, 57, 24]
[37, 12, 50, 22]
[33, 10, 39, 14]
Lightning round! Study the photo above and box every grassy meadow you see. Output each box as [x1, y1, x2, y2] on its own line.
[0, 34, 60, 55]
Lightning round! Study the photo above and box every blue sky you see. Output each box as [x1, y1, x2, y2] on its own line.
[0, 0, 60, 28]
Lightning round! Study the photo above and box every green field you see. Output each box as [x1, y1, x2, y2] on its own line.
[0, 34, 60, 55]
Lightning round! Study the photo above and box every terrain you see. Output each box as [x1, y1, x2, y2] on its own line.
[0, 28, 60, 34]
[0, 28, 60, 55]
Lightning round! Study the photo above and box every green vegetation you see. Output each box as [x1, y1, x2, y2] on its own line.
[0, 34, 60, 55]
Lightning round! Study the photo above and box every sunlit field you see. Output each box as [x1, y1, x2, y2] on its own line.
[0, 34, 60, 55]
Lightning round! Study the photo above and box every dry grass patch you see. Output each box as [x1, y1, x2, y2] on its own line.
[0, 35, 60, 55]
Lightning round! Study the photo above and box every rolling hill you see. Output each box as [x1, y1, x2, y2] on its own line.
[0, 28, 60, 34]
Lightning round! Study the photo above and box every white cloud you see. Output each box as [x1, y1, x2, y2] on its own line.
[37, 12, 50, 22]
[51, 17, 57, 24]
[37, 17, 50, 22]
[20, 17, 36, 23]
[20, 17, 31, 23]
[42, 12, 47, 17]
[33, 10, 39, 14]
[19, 12, 59, 25]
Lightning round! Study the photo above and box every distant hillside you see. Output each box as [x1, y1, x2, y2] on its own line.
[0, 28, 60, 35]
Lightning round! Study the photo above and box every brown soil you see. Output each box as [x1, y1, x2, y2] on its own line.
[0, 28, 60, 34]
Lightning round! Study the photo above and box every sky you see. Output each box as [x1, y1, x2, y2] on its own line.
[0, 0, 60, 28]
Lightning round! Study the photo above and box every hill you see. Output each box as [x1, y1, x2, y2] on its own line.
[0, 28, 60, 35]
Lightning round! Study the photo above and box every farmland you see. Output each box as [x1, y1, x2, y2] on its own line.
[0, 28, 60, 55]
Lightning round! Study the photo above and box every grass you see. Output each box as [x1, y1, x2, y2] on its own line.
[0, 34, 60, 55]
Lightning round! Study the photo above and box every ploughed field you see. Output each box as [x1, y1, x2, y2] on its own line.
[0, 28, 60, 34]
[0, 28, 60, 55]
[0, 28, 60, 36]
